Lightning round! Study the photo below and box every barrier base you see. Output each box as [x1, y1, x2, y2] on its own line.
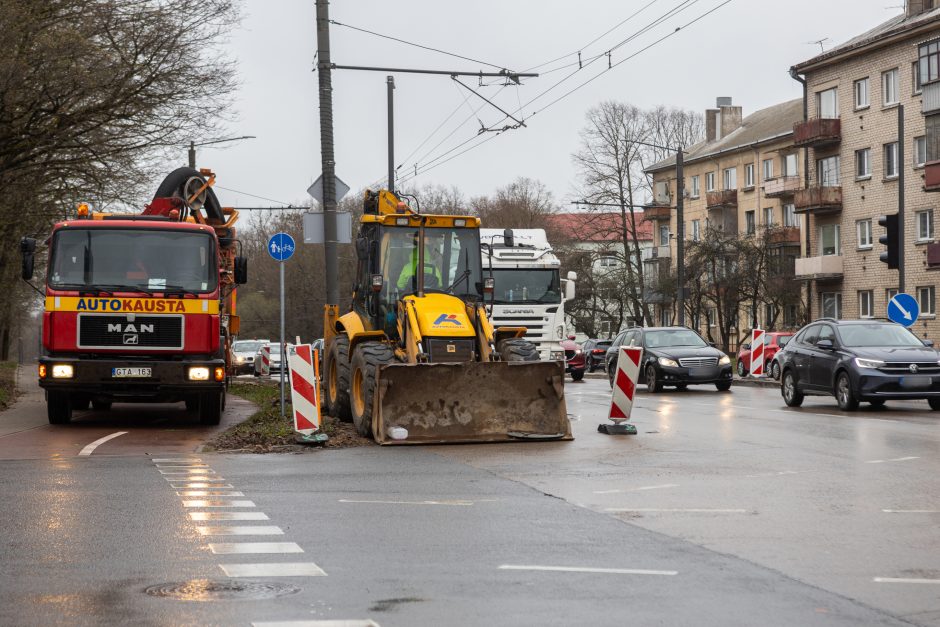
[598, 422, 637, 435]
[295, 432, 329, 445]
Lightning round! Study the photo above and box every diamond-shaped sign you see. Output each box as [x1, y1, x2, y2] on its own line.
[307, 175, 349, 205]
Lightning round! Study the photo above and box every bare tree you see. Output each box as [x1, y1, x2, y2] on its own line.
[471, 177, 557, 228]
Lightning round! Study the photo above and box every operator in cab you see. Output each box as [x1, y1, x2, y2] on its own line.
[396, 233, 443, 292]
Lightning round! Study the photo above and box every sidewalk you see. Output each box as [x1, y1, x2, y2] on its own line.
[0, 365, 46, 437]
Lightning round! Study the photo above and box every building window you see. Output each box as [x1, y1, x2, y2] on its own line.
[784, 304, 798, 328]
[915, 136, 927, 168]
[820, 224, 840, 256]
[817, 87, 839, 118]
[654, 180, 670, 204]
[599, 256, 618, 267]
[705, 171, 716, 191]
[857, 219, 872, 249]
[722, 167, 737, 190]
[764, 207, 774, 226]
[691, 219, 701, 241]
[817, 155, 840, 186]
[707, 308, 716, 327]
[883, 68, 899, 106]
[859, 291, 874, 318]
[887, 288, 899, 307]
[884, 142, 899, 178]
[854, 77, 870, 109]
[745, 210, 756, 234]
[762, 158, 774, 181]
[919, 38, 940, 85]
[691, 175, 700, 198]
[783, 203, 800, 228]
[917, 210, 934, 241]
[855, 148, 871, 178]
[919, 285, 936, 316]
[744, 163, 755, 188]
[784, 153, 799, 177]
[599, 320, 612, 335]
[821, 292, 842, 319]
[660, 308, 671, 327]
[659, 225, 670, 247]
[914, 60, 923, 95]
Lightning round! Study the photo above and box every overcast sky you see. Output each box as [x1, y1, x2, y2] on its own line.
[197, 0, 903, 211]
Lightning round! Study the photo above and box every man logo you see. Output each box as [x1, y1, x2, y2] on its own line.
[108, 323, 154, 334]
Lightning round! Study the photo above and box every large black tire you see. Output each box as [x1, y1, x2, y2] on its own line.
[646, 364, 663, 393]
[350, 343, 395, 438]
[199, 391, 223, 425]
[48, 391, 72, 425]
[835, 371, 859, 411]
[737, 360, 746, 377]
[497, 338, 539, 362]
[607, 362, 615, 388]
[326, 335, 352, 422]
[782, 369, 804, 407]
[91, 400, 112, 411]
[771, 360, 781, 381]
[929, 398, 940, 411]
[571, 370, 584, 382]
[715, 380, 732, 392]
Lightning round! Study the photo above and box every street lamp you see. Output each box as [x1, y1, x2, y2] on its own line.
[188, 135, 257, 169]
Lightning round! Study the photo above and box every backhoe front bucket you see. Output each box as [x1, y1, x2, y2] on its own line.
[372, 360, 571, 445]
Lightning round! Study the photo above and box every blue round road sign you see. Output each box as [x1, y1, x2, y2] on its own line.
[267, 232, 296, 262]
[888, 292, 919, 327]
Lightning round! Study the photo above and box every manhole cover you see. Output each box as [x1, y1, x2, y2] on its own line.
[144, 580, 301, 601]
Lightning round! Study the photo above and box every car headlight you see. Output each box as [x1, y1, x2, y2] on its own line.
[658, 357, 679, 368]
[718, 354, 731, 366]
[855, 358, 885, 369]
[575, 349, 582, 355]
[51, 364, 74, 379]
[188, 366, 211, 381]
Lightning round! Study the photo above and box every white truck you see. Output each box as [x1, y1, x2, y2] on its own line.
[481, 228, 576, 361]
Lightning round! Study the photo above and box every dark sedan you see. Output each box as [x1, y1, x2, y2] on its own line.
[605, 327, 733, 392]
[581, 338, 613, 372]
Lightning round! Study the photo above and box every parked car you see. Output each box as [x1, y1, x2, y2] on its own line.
[581, 338, 613, 372]
[605, 326, 733, 392]
[232, 339, 268, 375]
[561, 336, 586, 381]
[777, 318, 940, 411]
[736, 331, 794, 378]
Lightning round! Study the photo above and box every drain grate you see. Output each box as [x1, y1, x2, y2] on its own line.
[144, 579, 301, 601]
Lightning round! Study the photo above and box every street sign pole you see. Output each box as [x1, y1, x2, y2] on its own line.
[267, 232, 296, 421]
[280, 260, 285, 420]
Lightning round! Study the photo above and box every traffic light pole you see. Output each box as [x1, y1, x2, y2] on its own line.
[898, 104, 905, 293]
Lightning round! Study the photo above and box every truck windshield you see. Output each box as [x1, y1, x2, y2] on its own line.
[491, 269, 560, 304]
[49, 228, 216, 293]
[382, 226, 482, 299]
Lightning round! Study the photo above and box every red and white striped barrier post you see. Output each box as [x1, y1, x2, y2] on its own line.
[749, 329, 765, 377]
[288, 344, 327, 443]
[599, 346, 642, 435]
[260, 344, 271, 376]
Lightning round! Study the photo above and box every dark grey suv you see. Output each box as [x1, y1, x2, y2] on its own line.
[776, 319, 940, 410]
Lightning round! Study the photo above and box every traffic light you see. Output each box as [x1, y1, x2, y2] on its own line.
[878, 213, 899, 269]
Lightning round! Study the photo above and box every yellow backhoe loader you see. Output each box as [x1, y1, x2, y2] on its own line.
[322, 190, 571, 445]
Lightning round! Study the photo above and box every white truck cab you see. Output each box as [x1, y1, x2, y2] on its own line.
[481, 228, 576, 361]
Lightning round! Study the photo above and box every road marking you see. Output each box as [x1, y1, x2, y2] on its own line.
[219, 562, 327, 577]
[874, 577, 940, 584]
[594, 484, 679, 495]
[152, 458, 202, 463]
[744, 470, 813, 478]
[183, 500, 255, 508]
[190, 512, 270, 521]
[605, 508, 747, 513]
[156, 463, 209, 468]
[338, 498, 474, 506]
[78, 431, 128, 456]
[197, 525, 283, 536]
[177, 491, 245, 497]
[171, 483, 234, 489]
[166, 476, 226, 482]
[159, 468, 216, 475]
[882, 509, 940, 513]
[867, 457, 918, 464]
[252, 621, 379, 626]
[209, 542, 303, 554]
[499, 565, 677, 576]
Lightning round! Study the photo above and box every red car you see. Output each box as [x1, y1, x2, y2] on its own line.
[561, 336, 586, 381]
[737, 331, 794, 379]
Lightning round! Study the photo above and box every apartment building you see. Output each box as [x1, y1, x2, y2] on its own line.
[645, 97, 806, 338]
[790, 0, 940, 340]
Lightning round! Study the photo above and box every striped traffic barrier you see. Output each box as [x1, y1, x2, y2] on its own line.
[260, 344, 271, 376]
[599, 346, 642, 436]
[288, 344, 327, 443]
[749, 329, 765, 377]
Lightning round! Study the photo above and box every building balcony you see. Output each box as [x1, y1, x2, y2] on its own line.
[794, 255, 843, 280]
[706, 189, 737, 209]
[793, 117, 841, 148]
[641, 245, 672, 262]
[794, 186, 842, 214]
[763, 176, 801, 198]
[767, 226, 801, 247]
[924, 160, 940, 192]
[643, 204, 672, 222]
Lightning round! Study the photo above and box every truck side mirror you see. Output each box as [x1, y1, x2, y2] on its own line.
[20, 237, 36, 281]
[564, 280, 575, 301]
[234, 256, 248, 285]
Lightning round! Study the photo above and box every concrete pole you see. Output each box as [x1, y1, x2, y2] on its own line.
[898, 104, 905, 294]
[316, 0, 339, 305]
[676, 148, 685, 326]
[387, 76, 395, 193]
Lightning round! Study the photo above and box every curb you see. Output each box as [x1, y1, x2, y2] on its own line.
[581, 371, 779, 388]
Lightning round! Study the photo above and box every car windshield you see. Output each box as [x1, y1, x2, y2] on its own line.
[644, 329, 708, 348]
[837, 324, 926, 347]
[233, 341, 264, 353]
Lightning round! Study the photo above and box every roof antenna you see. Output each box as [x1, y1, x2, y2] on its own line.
[808, 38, 830, 53]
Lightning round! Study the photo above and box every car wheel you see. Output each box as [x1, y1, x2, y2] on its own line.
[835, 371, 859, 411]
[715, 380, 732, 392]
[737, 360, 745, 377]
[782, 370, 804, 407]
[588, 362, 596, 373]
[571, 370, 584, 382]
[646, 364, 662, 393]
[771, 361, 781, 381]
[607, 363, 615, 388]
[928, 398, 940, 411]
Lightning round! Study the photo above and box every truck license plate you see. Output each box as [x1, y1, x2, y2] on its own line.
[112, 367, 151, 378]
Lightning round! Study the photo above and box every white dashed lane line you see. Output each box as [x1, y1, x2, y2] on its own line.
[189, 512, 270, 521]
[78, 431, 128, 456]
[882, 509, 940, 513]
[253, 621, 379, 627]
[605, 508, 748, 513]
[874, 577, 940, 584]
[196, 526, 284, 536]
[209, 542, 303, 555]
[338, 498, 475, 506]
[151, 458, 203, 463]
[219, 563, 327, 577]
[866, 456, 920, 464]
[594, 484, 679, 495]
[177, 491, 245, 497]
[182, 500, 256, 508]
[499, 565, 678, 576]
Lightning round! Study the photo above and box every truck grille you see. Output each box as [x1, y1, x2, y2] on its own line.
[878, 362, 940, 374]
[678, 357, 718, 368]
[77, 314, 184, 350]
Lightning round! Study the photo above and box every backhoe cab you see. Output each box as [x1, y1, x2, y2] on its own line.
[322, 190, 570, 445]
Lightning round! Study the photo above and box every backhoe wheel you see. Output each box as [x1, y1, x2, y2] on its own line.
[326, 335, 352, 422]
[497, 338, 539, 362]
[48, 391, 72, 425]
[350, 343, 395, 439]
[199, 391, 223, 426]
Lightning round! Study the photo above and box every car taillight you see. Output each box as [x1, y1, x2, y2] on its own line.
[592, 349, 605, 354]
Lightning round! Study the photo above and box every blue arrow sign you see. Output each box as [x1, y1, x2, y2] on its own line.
[267, 232, 296, 262]
[888, 292, 919, 327]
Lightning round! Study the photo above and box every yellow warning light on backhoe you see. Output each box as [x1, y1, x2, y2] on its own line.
[76, 203, 90, 217]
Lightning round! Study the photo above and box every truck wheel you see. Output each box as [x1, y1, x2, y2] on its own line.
[326, 335, 352, 422]
[350, 343, 395, 438]
[48, 391, 72, 425]
[199, 391, 223, 426]
[497, 338, 539, 362]
[91, 400, 112, 411]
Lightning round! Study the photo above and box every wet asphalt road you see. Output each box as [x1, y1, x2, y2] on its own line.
[0, 371, 938, 626]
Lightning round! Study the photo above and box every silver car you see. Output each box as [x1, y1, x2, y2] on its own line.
[232, 339, 268, 375]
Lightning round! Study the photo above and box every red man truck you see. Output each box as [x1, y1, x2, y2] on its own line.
[21, 167, 248, 425]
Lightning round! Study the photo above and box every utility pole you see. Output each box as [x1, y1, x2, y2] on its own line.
[387, 76, 395, 193]
[316, 0, 339, 305]
[676, 148, 685, 327]
[898, 104, 905, 294]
